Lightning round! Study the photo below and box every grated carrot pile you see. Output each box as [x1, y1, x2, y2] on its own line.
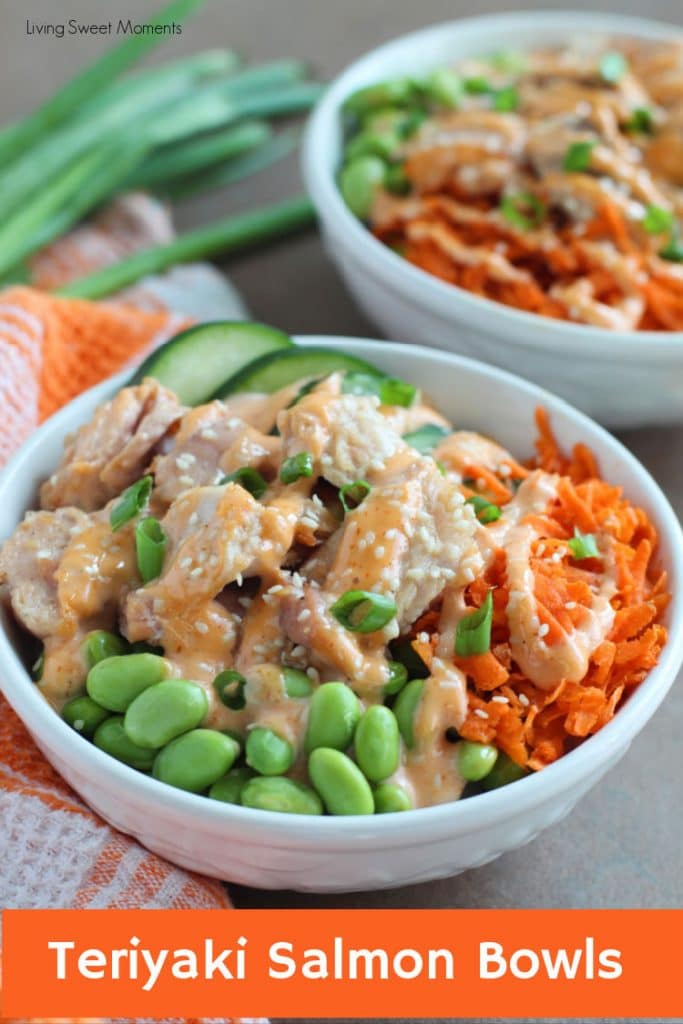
[411, 408, 670, 771]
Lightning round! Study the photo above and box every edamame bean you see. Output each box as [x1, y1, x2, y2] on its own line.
[86, 653, 168, 712]
[245, 727, 294, 776]
[393, 678, 424, 749]
[241, 776, 323, 815]
[482, 752, 527, 790]
[346, 130, 399, 162]
[209, 765, 253, 804]
[84, 630, 129, 667]
[354, 705, 400, 782]
[124, 678, 208, 749]
[304, 682, 360, 754]
[153, 729, 239, 793]
[457, 741, 499, 782]
[373, 782, 412, 813]
[424, 68, 463, 109]
[62, 695, 110, 738]
[93, 716, 157, 771]
[344, 78, 417, 116]
[340, 157, 386, 219]
[282, 667, 312, 699]
[308, 748, 374, 816]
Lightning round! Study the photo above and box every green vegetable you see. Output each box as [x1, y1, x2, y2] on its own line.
[384, 163, 411, 196]
[393, 678, 424, 749]
[659, 236, 683, 262]
[466, 495, 502, 523]
[402, 423, 450, 454]
[304, 682, 361, 754]
[344, 79, 418, 116]
[599, 51, 628, 84]
[62, 696, 110, 738]
[464, 76, 490, 94]
[241, 776, 323, 815]
[212, 346, 383, 400]
[208, 765, 254, 804]
[221, 467, 268, 499]
[384, 660, 408, 697]
[57, 195, 316, 300]
[308, 747, 374, 815]
[86, 653, 169, 712]
[340, 156, 386, 219]
[0, 0, 206, 166]
[339, 480, 371, 514]
[389, 637, 430, 680]
[625, 107, 653, 134]
[482, 751, 527, 790]
[245, 727, 294, 776]
[488, 50, 527, 74]
[213, 670, 247, 710]
[84, 630, 129, 668]
[280, 452, 314, 484]
[493, 87, 519, 112]
[642, 206, 674, 234]
[124, 678, 208, 749]
[110, 476, 152, 531]
[455, 590, 493, 656]
[457, 740, 499, 782]
[342, 370, 417, 408]
[373, 782, 412, 813]
[282, 667, 313, 699]
[135, 517, 167, 584]
[568, 528, 600, 560]
[153, 729, 240, 792]
[345, 129, 400, 162]
[330, 590, 397, 633]
[354, 705, 400, 783]
[500, 192, 545, 231]
[563, 140, 596, 172]
[132, 321, 293, 405]
[423, 68, 463, 109]
[93, 716, 158, 771]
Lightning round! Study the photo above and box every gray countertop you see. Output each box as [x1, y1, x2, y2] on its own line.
[2, 2, 682, 1021]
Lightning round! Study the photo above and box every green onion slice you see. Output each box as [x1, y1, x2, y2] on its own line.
[330, 589, 397, 633]
[563, 140, 596, 172]
[500, 192, 545, 230]
[464, 76, 490, 94]
[625, 107, 653, 134]
[493, 86, 519, 112]
[402, 423, 450, 455]
[135, 517, 167, 584]
[282, 666, 312, 698]
[466, 495, 502, 523]
[221, 466, 268, 499]
[342, 370, 417, 408]
[659, 235, 683, 262]
[280, 451, 314, 484]
[488, 50, 527, 74]
[455, 590, 493, 657]
[110, 475, 152, 532]
[213, 669, 247, 710]
[339, 480, 371, 514]
[599, 51, 628, 84]
[642, 205, 674, 235]
[568, 528, 600, 560]
[384, 660, 408, 696]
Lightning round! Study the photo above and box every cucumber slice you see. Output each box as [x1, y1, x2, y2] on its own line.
[211, 347, 384, 398]
[132, 321, 293, 405]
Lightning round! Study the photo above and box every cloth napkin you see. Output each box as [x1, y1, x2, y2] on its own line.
[0, 195, 265, 1024]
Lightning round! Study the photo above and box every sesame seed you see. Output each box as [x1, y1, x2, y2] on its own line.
[306, 667, 320, 682]
[36, 549, 50, 559]
[189, 513, 199, 526]
[385, 528, 398, 540]
[180, 558, 192, 569]
[566, 601, 577, 610]
[538, 623, 550, 638]
[190, 567, 203, 578]
[518, 693, 530, 707]
[195, 621, 209, 634]
[298, 608, 311, 622]
[238, 596, 252, 609]
[474, 708, 489, 720]
[491, 695, 509, 704]
[374, 546, 385, 559]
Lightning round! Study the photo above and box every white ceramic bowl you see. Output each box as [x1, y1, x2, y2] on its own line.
[1, 338, 682, 892]
[302, 11, 683, 429]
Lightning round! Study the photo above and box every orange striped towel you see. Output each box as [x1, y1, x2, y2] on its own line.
[0, 196, 260, 1024]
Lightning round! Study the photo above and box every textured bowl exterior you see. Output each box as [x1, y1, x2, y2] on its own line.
[302, 11, 683, 429]
[1, 338, 682, 892]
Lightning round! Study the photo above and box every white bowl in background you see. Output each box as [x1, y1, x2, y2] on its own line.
[302, 11, 683, 429]
[1, 338, 682, 892]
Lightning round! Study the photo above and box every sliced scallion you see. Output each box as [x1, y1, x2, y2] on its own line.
[331, 590, 397, 633]
[339, 480, 371, 514]
[625, 107, 653, 134]
[110, 476, 152, 532]
[500, 192, 545, 230]
[402, 423, 450, 455]
[568, 528, 600, 560]
[455, 590, 493, 656]
[221, 466, 268, 499]
[213, 670, 247, 710]
[659, 236, 683, 263]
[280, 452, 314, 484]
[135, 517, 167, 584]
[563, 140, 596, 172]
[642, 205, 674, 235]
[493, 86, 519, 112]
[466, 495, 502, 523]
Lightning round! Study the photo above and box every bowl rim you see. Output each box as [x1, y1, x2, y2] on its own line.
[1, 335, 682, 848]
[302, 9, 683, 356]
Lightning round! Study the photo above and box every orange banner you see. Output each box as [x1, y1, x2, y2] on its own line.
[1, 909, 680, 1019]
